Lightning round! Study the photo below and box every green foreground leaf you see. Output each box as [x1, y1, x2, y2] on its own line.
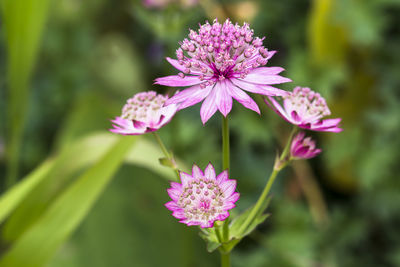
[1, 0, 51, 186]
[0, 136, 136, 267]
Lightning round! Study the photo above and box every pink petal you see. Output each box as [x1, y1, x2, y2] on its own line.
[204, 163, 216, 180]
[172, 210, 186, 219]
[216, 170, 228, 183]
[167, 188, 181, 201]
[165, 201, 179, 211]
[178, 85, 213, 110]
[220, 180, 236, 196]
[215, 81, 232, 117]
[192, 164, 204, 178]
[166, 57, 202, 75]
[248, 67, 285, 75]
[226, 81, 260, 114]
[154, 75, 202, 87]
[179, 171, 192, 186]
[232, 78, 288, 96]
[241, 72, 292, 85]
[200, 86, 218, 124]
[264, 97, 292, 123]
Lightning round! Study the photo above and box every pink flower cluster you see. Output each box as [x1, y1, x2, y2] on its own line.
[165, 163, 239, 228]
[155, 19, 291, 123]
[266, 86, 342, 132]
[110, 91, 177, 135]
[290, 132, 322, 159]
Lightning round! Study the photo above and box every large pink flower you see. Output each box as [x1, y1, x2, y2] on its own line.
[155, 19, 291, 124]
[265, 86, 342, 132]
[290, 132, 321, 159]
[110, 91, 177, 135]
[165, 163, 240, 228]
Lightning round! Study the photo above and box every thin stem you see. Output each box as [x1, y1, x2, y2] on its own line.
[237, 168, 279, 235]
[279, 127, 297, 162]
[221, 116, 230, 239]
[222, 116, 230, 171]
[152, 132, 180, 180]
[220, 252, 230, 267]
[238, 126, 297, 235]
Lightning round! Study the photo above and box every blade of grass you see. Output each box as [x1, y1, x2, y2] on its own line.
[0, 136, 136, 267]
[1, 0, 51, 187]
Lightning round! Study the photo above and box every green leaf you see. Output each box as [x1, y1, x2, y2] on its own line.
[0, 136, 136, 267]
[0, 160, 54, 224]
[2, 133, 122, 242]
[229, 197, 272, 240]
[2, 134, 176, 242]
[1, 0, 51, 186]
[199, 228, 221, 253]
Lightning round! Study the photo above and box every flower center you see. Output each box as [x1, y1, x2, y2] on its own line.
[284, 87, 331, 118]
[176, 19, 273, 86]
[178, 177, 225, 222]
[121, 91, 166, 122]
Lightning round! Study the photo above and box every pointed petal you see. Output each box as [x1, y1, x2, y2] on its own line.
[241, 72, 292, 85]
[165, 201, 180, 211]
[179, 171, 192, 186]
[226, 80, 260, 113]
[216, 170, 229, 183]
[220, 180, 236, 197]
[215, 81, 232, 117]
[167, 188, 181, 201]
[200, 86, 218, 124]
[232, 78, 288, 96]
[192, 164, 204, 178]
[154, 75, 202, 87]
[204, 163, 216, 180]
[264, 97, 293, 123]
[178, 85, 213, 110]
[172, 210, 186, 219]
[248, 67, 285, 75]
[166, 57, 202, 75]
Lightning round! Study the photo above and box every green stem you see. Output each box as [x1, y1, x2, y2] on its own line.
[279, 127, 297, 162]
[221, 116, 231, 266]
[220, 252, 230, 267]
[221, 116, 230, 240]
[238, 126, 297, 235]
[222, 116, 230, 171]
[152, 132, 180, 181]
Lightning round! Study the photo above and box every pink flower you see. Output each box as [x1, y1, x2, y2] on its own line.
[165, 163, 240, 228]
[110, 91, 177, 135]
[265, 86, 342, 132]
[290, 132, 321, 159]
[155, 19, 291, 124]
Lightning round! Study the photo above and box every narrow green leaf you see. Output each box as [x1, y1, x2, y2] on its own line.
[2, 133, 121, 242]
[1, 0, 51, 186]
[229, 197, 272, 240]
[0, 159, 53, 224]
[0, 136, 136, 267]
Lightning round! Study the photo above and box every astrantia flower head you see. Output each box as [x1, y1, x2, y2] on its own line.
[290, 132, 321, 159]
[265, 86, 342, 132]
[110, 91, 177, 135]
[155, 19, 291, 124]
[165, 163, 239, 228]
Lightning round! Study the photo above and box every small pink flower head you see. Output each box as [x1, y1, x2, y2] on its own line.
[165, 163, 240, 228]
[265, 86, 342, 132]
[290, 132, 321, 159]
[110, 91, 177, 135]
[155, 19, 291, 124]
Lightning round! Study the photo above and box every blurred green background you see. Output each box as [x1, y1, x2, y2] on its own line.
[0, 0, 400, 266]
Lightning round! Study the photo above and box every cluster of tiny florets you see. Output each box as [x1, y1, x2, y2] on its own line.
[121, 91, 167, 121]
[283, 86, 331, 118]
[176, 19, 273, 87]
[178, 177, 225, 223]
